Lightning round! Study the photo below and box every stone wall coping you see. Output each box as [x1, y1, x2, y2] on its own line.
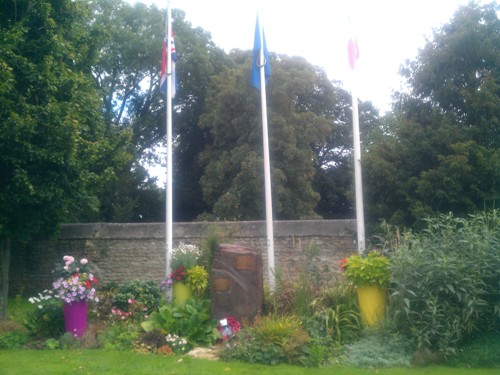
[58, 220, 357, 240]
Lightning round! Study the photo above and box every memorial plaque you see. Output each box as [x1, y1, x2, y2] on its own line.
[210, 244, 263, 323]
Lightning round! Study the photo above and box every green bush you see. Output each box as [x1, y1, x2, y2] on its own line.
[343, 251, 391, 287]
[343, 331, 415, 368]
[221, 315, 325, 367]
[112, 280, 162, 315]
[99, 323, 141, 350]
[447, 331, 500, 368]
[23, 297, 64, 339]
[313, 278, 363, 345]
[0, 330, 30, 349]
[389, 211, 500, 355]
[141, 298, 220, 347]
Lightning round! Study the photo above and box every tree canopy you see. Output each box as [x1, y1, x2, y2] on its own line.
[363, 2, 499, 228]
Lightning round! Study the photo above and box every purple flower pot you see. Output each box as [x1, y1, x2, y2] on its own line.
[63, 300, 87, 337]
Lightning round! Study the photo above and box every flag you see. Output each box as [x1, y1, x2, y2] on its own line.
[251, 15, 271, 89]
[160, 28, 177, 96]
[347, 36, 359, 70]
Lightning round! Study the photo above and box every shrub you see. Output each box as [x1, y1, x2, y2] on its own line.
[141, 298, 220, 347]
[343, 251, 391, 287]
[0, 330, 30, 349]
[389, 211, 500, 355]
[23, 293, 64, 339]
[99, 322, 141, 350]
[112, 279, 161, 315]
[447, 331, 500, 368]
[221, 315, 325, 367]
[186, 265, 209, 296]
[343, 330, 415, 368]
[313, 278, 363, 345]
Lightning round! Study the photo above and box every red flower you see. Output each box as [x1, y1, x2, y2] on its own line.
[85, 280, 92, 288]
[340, 258, 348, 271]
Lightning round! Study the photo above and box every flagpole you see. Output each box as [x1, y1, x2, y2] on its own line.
[351, 88, 365, 255]
[257, 13, 276, 293]
[347, 26, 365, 255]
[165, 1, 173, 277]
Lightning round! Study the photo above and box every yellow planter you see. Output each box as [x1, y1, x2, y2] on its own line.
[173, 282, 192, 306]
[356, 285, 387, 327]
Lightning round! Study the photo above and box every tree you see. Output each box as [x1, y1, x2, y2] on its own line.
[198, 52, 334, 220]
[85, 1, 231, 222]
[363, 2, 499, 228]
[0, 0, 119, 318]
[313, 81, 380, 219]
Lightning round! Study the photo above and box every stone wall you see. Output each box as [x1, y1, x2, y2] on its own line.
[9, 220, 357, 296]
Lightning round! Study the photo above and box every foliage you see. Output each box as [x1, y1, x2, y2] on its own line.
[111, 279, 161, 315]
[52, 256, 99, 303]
[343, 252, 391, 287]
[141, 298, 220, 347]
[100, 322, 141, 351]
[23, 291, 64, 339]
[343, 331, 416, 368]
[364, 2, 499, 228]
[389, 211, 500, 355]
[0, 329, 30, 349]
[312, 278, 363, 345]
[221, 314, 326, 367]
[164, 333, 190, 354]
[199, 53, 333, 220]
[186, 265, 209, 296]
[447, 331, 500, 368]
[171, 243, 202, 272]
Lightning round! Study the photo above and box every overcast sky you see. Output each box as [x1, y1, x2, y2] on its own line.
[126, 0, 485, 113]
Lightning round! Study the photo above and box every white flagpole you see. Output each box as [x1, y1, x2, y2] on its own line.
[351, 88, 365, 255]
[165, 2, 173, 277]
[346, 15, 365, 255]
[257, 12, 276, 292]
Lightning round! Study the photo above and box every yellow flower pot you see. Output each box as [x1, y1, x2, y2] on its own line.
[356, 285, 387, 327]
[173, 282, 192, 306]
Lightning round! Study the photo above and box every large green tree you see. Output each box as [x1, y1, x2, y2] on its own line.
[364, 2, 499, 228]
[198, 52, 335, 220]
[84, 1, 231, 221]
[0, 0, 124, 317]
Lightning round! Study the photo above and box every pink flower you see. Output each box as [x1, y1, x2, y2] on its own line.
[80, 258, 88, 265]
[63, 256, 74, 264]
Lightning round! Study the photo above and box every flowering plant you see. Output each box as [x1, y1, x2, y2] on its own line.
[217, 316, 241, 341]
[165, 333, 190, 354]
[52, 255, 99, 304]
[341, 251, 391, 288]
[162, 243, 204, 288]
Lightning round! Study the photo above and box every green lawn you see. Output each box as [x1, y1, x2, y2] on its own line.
[0, 350, 498, 375]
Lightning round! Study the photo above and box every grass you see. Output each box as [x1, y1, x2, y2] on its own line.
[0, 350, 499, 375]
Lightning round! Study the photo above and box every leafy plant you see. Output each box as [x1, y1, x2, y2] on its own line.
[23, 294, 64, 339]
[221, 315, 324, 366]
[112, 280, 161, 315]
[389, 211, 500, 355]
[171, 243, 202, 271]
[0, 330, 30, 349]
[141, 298, 220, 347]
[100, 323, 141, 351]
[186, 265, 209, 296]
[343, 331, 415, 368]
[343, 251, 391, 287]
